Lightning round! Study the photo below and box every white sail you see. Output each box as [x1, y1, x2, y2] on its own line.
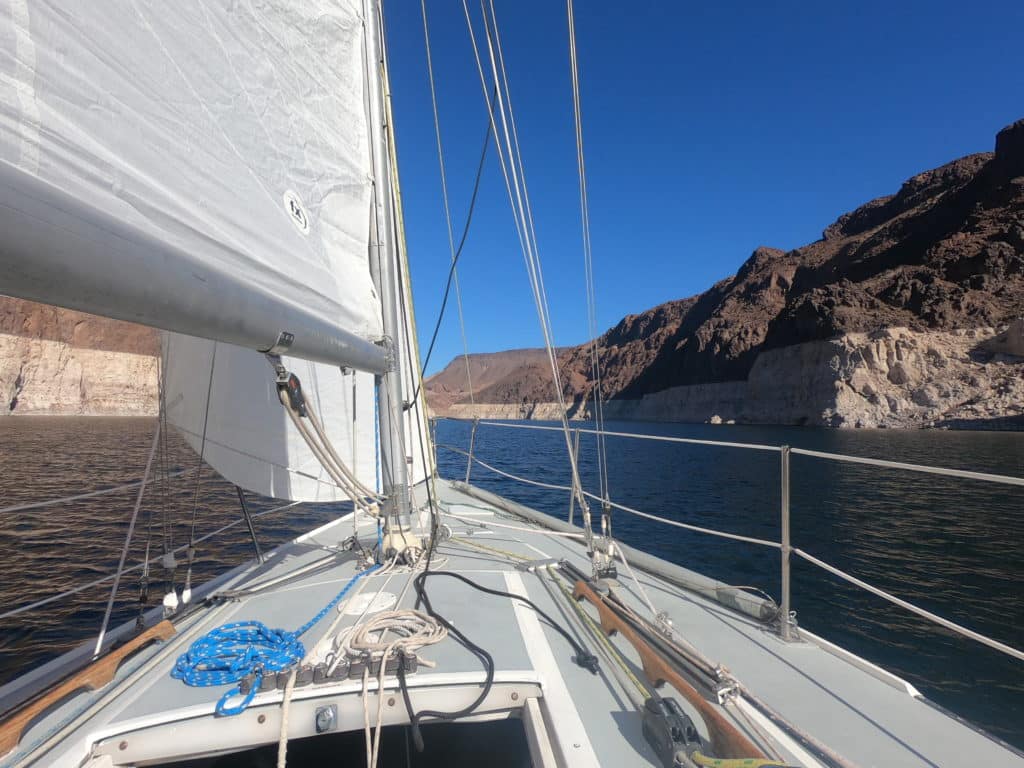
[163, 333, 378, 502]
[0, 0, 384, 371]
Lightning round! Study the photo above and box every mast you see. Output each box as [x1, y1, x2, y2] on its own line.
[364, 0, 412, 533]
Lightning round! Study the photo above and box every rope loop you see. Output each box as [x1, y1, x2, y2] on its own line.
[171, 564, 381, 715]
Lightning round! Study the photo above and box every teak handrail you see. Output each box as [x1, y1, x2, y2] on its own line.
[572, 580, 765, 760]
[0, 620, 176, 756]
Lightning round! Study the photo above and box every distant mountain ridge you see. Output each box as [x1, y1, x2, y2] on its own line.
[1, 121, 1021, 426]
[427, 119, 1024, 428]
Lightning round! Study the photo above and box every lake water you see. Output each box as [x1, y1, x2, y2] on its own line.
[0, 416, 1021, 749]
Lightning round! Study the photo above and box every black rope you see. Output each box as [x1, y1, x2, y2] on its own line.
[408, 87, 496, 406]
[398, 570, 598, 753]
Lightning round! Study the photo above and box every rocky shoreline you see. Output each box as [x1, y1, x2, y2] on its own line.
[0, 297, 158, 417]
[4, 120, 1023, 429]
[436, 325, 1024, 430]
[603, 324, 1023, 429]
[428, 119, 1024, 430]
[1, 311, 1020, 430]
[0, 333, 158, 417]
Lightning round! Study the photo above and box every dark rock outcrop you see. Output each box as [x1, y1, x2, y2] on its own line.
[427, 118, 1024, 427]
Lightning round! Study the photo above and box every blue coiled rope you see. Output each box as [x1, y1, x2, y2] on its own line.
[171, 563, 381, 716]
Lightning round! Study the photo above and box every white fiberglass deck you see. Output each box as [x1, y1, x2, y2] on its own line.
[3, 479, 1021, 768]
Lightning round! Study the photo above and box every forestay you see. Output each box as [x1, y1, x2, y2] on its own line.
[0, 0, 384, 370]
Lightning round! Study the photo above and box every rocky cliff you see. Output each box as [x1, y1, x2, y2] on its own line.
[0, 298, 159, 416]
[3, 120, 1022, 427]
[428, 119, 1024, 429]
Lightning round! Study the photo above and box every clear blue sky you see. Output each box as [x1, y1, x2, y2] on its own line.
[383, 0, 1024, 376]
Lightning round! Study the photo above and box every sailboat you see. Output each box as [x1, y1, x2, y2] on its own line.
[1, 1, 1022, 766]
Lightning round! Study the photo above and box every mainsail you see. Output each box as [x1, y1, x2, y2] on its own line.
[0, 1, 438, 502]
[0, 0, 384, 370]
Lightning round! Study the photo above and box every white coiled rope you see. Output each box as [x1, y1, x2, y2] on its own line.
[344, 610, 448, 663]
[346, 609, 448, 768]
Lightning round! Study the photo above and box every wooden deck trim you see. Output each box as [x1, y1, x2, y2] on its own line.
[573, 580, 766, 760]
[0, 620, 175, 756]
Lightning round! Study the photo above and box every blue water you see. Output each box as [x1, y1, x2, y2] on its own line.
[0, 417, 346, 694]
[435, 419, 1024, 749]
[0, 416, 1021, 750]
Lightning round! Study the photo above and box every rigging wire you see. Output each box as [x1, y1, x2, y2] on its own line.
[483, 0, 589, 492]
[481, 0, 564, 378]
[566, 0, 611, 510]
[182, 341, 218, 603]
[158, 343, 175, 593]
[460, 0, 594, 548]
[186, 342, 217, 542]
[419, 0, 476, 408]
[138, 354, 162, 624]
[0, 467, 189, 516]
[94, 419, 161, 657]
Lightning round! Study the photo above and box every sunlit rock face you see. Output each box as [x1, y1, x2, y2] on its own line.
[0, 297, 158, 416]
[428, 119, 1024, 430]
[3, 120, 1022, 428]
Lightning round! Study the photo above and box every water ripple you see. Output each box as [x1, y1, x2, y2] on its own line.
[1, 417, 1021, 749]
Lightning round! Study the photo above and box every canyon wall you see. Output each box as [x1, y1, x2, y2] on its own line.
[601, 325, 1023, 429]
[427, 119, 1024, 430]
[0, 298, 158, 416]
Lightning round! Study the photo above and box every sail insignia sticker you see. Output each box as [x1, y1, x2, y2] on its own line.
[283, 190, 310, 236]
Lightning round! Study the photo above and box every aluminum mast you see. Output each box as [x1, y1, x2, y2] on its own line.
[364, 0, 412, 531]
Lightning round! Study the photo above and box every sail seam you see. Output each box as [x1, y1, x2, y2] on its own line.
[9, 0, 40, 174]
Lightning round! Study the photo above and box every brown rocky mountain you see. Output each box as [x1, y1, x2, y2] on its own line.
[426, 348, 557, 412]
[0, 298, 159, 415]
[2, 121, 1021, 426]
[0, 297, 159, 356]
[428, 119, 1024, 428]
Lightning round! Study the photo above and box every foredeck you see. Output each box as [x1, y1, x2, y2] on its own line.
[3, 478, 1021, 768]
